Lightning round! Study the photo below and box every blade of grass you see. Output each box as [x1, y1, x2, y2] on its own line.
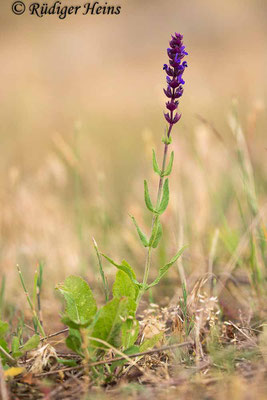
[92, 238, 109, 302]
[17, 265, 45, 337]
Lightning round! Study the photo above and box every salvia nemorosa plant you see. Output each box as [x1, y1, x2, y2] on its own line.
[0, 33, 188, 370]
[55, 33, 188, 360]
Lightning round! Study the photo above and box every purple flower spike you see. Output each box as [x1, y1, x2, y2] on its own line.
[163, 33, 187, 128]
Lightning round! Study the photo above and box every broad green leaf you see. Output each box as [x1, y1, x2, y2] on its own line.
[102, 255, 141, 289]
[66, 328, 82, 355]
[90, 298, 129, 348]
[144, 180, 156, 213]
[149, 217, 163, 248]
[113, 270, 136, 300]
[57, 276, 97, 325]
[157, 179, 169, 215]
[130, 215, 149, 247]
[147, 246, 187, 289]
[122, 318, 139, 349]
[162, 151, 174, 177]
[125, 297, 137, 316]
[152, 149, 161, 176]
[61, 316, 85, 330]
[21, 334, 40, 353]
[119, 260, 141, 299]
[0, 321, 9, 338]
[140, 332, 164, 352]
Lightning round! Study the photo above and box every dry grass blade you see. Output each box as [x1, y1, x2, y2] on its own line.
[217, 203, 267, 296]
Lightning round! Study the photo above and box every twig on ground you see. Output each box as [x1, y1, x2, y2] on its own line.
[18, 328, 69, 350]
[34, 340, 193, 377]
[40, 328, 69, 342]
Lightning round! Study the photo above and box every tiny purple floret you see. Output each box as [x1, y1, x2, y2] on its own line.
[163, 33, 188, 126]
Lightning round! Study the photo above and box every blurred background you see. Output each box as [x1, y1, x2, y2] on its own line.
[0, 0, 266, 319]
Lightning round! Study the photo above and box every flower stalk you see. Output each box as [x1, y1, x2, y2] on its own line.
[137, 33, 188, 303]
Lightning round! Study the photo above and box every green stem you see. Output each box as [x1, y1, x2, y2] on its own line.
[137, 123, 174, 303]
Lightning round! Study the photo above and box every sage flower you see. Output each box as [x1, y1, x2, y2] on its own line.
[163, 33, 188, 126]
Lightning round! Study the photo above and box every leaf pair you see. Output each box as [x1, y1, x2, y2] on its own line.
[149, 217, 163, 248]
[11, 334, 40, 359]
[144, 178, 169, 215]
[103, 247, 187, 293]
[130, 215, 162, 249]
[152, 149, 174, 177]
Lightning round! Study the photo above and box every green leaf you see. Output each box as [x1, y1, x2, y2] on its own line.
[157, 179, 169, 215]
[11, 337, 20, 353]
[113, 271, 136, 300]
[111, 288, 139, 349]
[90, 298, 130, 348]
[0, 338, 9, 364]
[152, 149, 161, 176]
[21, 334, 40, 353]
[162, 151, 174, 177]
[147, 246, 187, 289]
[130, 215, 149, 247]
[66, 328, 82, 355]
[102, 255, 141, 289]
[149, 217, 163, 248]
[11, 337, 22, 358]
[37, 262, 44, 289]
[140, 332, 164, 352]
[122, 317, 139, 349]
[120, 297, 138, 349]
[120, 261, 141, 300]
[0, 321, 9, 338]
[162, 135, 172, 145]
[110, 345, 139, 371]
[57, 276, 97, 326]
[61, 316, 84, 330]
[144, 180, 156, 213]
[57, 358, 77, 367]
